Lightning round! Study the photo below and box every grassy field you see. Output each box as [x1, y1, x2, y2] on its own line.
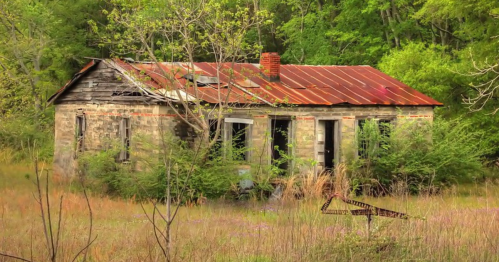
[1, 163, 499, 262]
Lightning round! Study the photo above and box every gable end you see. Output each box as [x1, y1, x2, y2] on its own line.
[50, 60, 159, 105]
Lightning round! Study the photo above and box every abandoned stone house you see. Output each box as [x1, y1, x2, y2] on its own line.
[48, 53, 442, 177]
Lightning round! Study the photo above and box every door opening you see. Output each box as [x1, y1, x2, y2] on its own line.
[324, 120, 335, 170]
[317, 120, 338, 172]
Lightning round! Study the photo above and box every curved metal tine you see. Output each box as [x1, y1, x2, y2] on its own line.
[320, 194, 335, 212]
[339, 197, 376, 210]
[322, 209, 373, 216]
[322, 209, 350, 215]
[350, 209, 373, 216]
[376, 208, 409, 219]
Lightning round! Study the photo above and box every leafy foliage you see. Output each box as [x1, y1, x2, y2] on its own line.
[0, 0, 103, 161]
[348, 118, 491, 195]
[79, 134, 241, 202]
[0, 0, 498, 197]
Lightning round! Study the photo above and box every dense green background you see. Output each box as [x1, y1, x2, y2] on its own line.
[0, 0, 498, 162]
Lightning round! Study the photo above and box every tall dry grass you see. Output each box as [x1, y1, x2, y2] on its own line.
[1, 164, 499, 261]
[279, 163, 349, 201]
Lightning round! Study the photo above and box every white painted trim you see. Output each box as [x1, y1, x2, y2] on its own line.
[224, 118, 254, 125]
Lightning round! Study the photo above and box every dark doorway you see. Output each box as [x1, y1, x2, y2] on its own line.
[271, 119, 290, 174]
[317, 120, 338, 172]
[324, 120, 335, 170]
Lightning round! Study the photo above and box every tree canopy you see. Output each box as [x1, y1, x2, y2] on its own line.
[0, 0, 498, 159]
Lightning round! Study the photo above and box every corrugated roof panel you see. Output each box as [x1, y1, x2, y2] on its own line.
[49, 58, 442, 106]
[313, 66, 389, 105]
[346, 67, 414, 105]
[284, 65, 366, 105]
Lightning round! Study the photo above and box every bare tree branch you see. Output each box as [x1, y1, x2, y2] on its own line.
[460, 50, 499, 114]
[0, 253, 33, 262]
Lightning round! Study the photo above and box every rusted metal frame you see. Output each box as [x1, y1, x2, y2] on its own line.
[321, 193, 409, 241]
[242, 64, 304, 104]
[359, 66, 432, 105]
[317, 66, 381, 104]
[191, 63, 263, 104]
[321, 193, 409, 220]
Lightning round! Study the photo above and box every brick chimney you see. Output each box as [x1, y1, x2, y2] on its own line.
[260, 52, 280, 82]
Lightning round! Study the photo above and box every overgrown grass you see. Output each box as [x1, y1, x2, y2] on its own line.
[1, 164, 499, 261]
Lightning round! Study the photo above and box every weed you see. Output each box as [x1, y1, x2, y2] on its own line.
[2, 163, 499, 261]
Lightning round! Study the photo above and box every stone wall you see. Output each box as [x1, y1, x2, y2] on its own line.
[227, 105, 435, 175]
[53, 103, 177, 177]
[53, 102, 435, 177]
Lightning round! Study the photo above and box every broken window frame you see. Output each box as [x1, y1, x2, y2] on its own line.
[118, 116, 131, 162]
[182, 74, 222, 87]
[208, 118, 253, 162]
[356, 117, 394, 159]
[227, 121, 251, 161]
[377, 119, 392, 151]
[74, 112, 86, 158]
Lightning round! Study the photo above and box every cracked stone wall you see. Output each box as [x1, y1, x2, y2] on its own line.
[53, 103, 177, 177]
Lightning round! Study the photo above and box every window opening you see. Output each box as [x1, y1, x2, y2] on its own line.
[231, 122, 248, 161]
[210, 119, 250, 161]
[209, 119, 223, 159]
[358, 119, 368, 159]
[119, 117, 131, 162]
[378, 119, 391, 150]
[182, 74, 219, 87]
[357, 119, 392, 159]
[112, 91, 142, 96]
[271, 119, 290, 175]
[75, 115, 85, 156]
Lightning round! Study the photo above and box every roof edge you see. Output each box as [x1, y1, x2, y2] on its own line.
[47, 59, 100, 105]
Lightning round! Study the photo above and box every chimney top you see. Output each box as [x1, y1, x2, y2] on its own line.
[260, 52, 280, 82]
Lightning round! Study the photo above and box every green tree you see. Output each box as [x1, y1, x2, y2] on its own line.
[93, 0, 271, 151]
[0, 0, 103, 120]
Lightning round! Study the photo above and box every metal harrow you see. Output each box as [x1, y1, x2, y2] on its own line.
[321, 193, 410, 239]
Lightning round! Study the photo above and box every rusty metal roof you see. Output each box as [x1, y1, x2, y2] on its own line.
[49, 58, 442, 106]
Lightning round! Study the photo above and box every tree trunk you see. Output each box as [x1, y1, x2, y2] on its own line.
[380, 10, 392, 47]
[384, 9, 400, 48]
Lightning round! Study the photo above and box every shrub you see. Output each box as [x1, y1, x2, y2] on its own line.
[347, 117, 490, 195]
[0, 112, 54, 162]
[79, 134, 241, 202]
